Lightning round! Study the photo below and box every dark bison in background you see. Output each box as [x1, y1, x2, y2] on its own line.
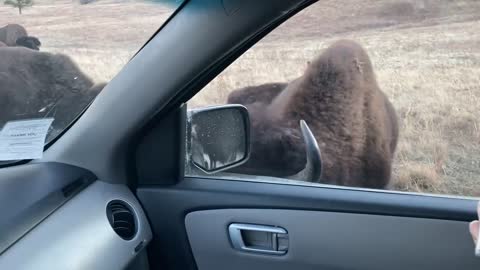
[15, 36, 41, 51]
[0, 47, 104, 141]
[227, 40, 399, 189]
[0, 24, 41, 50]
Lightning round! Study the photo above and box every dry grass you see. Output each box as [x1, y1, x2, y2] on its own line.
[1, 0, 173, 82]
[2, 0, 480, 197]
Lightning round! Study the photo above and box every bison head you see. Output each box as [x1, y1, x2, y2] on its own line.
[16, 36, 41, 51]
[228, 117, 323, 183]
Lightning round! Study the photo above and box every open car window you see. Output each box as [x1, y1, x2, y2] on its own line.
[0, 0, 183, 162]
[186, 0, 480, 198]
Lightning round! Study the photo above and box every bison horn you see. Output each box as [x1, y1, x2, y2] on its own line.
[287, 120, 322, 182]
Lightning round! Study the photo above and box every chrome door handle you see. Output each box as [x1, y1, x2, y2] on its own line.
[228, 223, 289, 255]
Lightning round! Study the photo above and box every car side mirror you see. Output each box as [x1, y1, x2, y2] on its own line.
[186, 104, 250, 174]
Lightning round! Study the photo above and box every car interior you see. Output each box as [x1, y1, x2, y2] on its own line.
[1, 0, 479, 269]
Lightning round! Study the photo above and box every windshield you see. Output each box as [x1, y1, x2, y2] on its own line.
[0, 0, 183, 162]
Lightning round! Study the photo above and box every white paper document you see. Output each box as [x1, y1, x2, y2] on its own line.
[0, 118, 54, 161]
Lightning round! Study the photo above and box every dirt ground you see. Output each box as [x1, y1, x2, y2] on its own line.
[2, 0, 480, 197]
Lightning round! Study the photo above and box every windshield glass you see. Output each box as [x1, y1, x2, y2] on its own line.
[0, 0, 183, 162]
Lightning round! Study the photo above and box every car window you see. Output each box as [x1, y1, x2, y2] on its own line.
[0, 0, 183, 162]
[186, 0, 480, 198]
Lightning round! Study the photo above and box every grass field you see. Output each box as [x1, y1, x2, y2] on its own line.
[1, 0, 173, 82]
[2, 0, 480, 197]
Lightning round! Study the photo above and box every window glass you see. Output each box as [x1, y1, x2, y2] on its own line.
[186, 0, 480, 197]
[0, 0, 183, 161]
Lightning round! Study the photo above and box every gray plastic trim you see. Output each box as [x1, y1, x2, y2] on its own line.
[0, 163, 95, 255]
[185, 209, 480, 270]
[0, 181, 152, 270]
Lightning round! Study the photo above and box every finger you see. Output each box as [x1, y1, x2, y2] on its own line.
[469, 220, 479, 245]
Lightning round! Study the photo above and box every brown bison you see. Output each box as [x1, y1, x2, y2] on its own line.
[227, 40, 399, 189]
[0, 24, 27, 46]
[0, 47, 104, 142]
[227, 82, 287, 106]
[0, 24, 41, 50]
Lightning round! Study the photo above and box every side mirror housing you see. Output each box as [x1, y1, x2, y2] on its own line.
[186, 105, 250, 174]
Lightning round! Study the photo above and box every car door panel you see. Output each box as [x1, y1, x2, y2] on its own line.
[137, 177, 478, 270]
[186, 208, 477, 270]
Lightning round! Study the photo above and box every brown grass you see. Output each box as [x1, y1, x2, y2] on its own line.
[2, 0, 480, 197]
[1, 0, 173, 82]
[393, 163, 444, 193]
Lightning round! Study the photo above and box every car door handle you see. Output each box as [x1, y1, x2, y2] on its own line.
[228, 223, 289, 255]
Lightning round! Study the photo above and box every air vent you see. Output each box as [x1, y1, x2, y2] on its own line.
[106, 200, 137, 240]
